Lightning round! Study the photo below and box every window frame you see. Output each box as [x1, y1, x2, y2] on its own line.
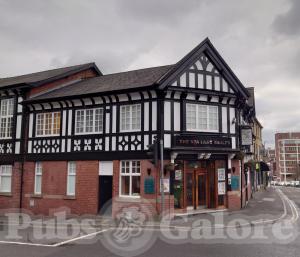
[119, 160, 141, 198]
[35, 111, 61, 137]
[186, 103, 219, 132]
[34, 162, 42, 195]
[120, 104, 141, 132]
[67, 161, 76, 196]
[0, 165, 12, 193]
[75, 107, 104, 135]
[0, 98, 14, 139]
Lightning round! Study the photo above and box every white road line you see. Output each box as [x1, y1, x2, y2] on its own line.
[52, 228, 111, 247]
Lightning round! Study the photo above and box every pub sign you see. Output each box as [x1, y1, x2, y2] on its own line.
[174, 135, 232, 149]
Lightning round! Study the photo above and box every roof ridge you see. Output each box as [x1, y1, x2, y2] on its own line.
[0, 62, 96, 80]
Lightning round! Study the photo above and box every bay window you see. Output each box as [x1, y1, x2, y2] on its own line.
[36, 112, 61, 136]
[0, 98, 14, 139]
[120, 104, 141, 132]
[67, 162, 76, 196]
[0, 165, 12, 193]
[75, 108, 103, 134]
[186, 103, 219, 132]
[120, 161, 140, 197]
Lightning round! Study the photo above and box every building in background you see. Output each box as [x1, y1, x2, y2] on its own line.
[265, 148, 276, 180]
[275, 133, 300, 182]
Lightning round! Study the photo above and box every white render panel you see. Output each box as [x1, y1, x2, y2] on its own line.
[222, 107, 228, 133]
[211, 96, 219, 103]
[144, 102, 149, 131]
[93, 97, 103, 104]
[105, 137, 109, 151]
[144, 135, 149, 150]
[199, 95, 207, 101]
[198, 74, 204, 88]
[15, 142, 20, 154]
[231, 137, 236, 149]
[186, 93, 195, 100]
[206, 75, 213, 90]
[61, 139, 65, 152]
[215, 77, 221, 91]
[16, 115, 22, 139]
[28, 141, 32, 153]
[62, 110, 67, 136]
[130, 92, 141, 100]
[112, 137, 116, 151]
[164, 134, 171, 148]
[29, 113, 33, 138]
[152, 101, 157, 130]
[229, 107, 236, 134]
[67, 139, 71, 152]
[112, 106, 117, 133]
[164, 101, 171, 131]
[83, 98, 92, 105]
[99, 161, 113, 176]
[189, 73, 195, 88]
[68, 110, 73, 135]
[106, 113, 110, 133]
[179, 73, 187, 87]
[222, 79, 229, 92]
[174, 102, 181, 131]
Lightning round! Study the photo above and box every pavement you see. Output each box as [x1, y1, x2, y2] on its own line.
[0, 186, 299, 257]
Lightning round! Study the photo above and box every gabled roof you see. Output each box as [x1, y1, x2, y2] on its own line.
[158, 38, 250, 98]
[27, 65, 174, 101]
[0, 62, 102, 89]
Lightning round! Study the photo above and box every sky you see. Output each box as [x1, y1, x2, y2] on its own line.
[0, 0, 299, 147]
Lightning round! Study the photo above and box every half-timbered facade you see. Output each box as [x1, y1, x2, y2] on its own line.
[0, 38, 255, 216]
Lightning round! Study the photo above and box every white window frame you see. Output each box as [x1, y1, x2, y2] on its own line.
[120, 104, 141, 132]
[75, 108, 103, 135]
[67, 162, 76, 196]
[0, 98, 14, 139]
[34, 162, 42, 195]
[186, 103, 219, 132]
[36, 112, 61, 137]
[0, 165, 12, 193]
[119, 160, 141, 198]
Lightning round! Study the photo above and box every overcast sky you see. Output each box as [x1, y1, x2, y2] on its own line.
[0, 0, 299, 147]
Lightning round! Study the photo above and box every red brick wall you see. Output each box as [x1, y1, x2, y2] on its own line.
[22, 161, 99, 216]
[0, 162, 22, 211]
[227, 159, 242, 210]
[28, 69, 98, 98]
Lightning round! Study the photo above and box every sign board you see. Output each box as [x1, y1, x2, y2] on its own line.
[218, 182, 226, 195]
[144, 176, 155, 194]
[99, 161, 113, 176]
[174, 135, 232, 149]
[241, 127, 253, 146]
[160, 178, 170, 193]
[175, 170, 182, 180]
[231, 175, 240, 191]
[217, 168, 226, 181]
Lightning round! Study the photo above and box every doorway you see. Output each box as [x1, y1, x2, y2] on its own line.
[99, 175, 113, 215]
[185, 169, 208, 210]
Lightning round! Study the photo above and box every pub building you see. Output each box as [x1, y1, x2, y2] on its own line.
[0, 38, 255, 216]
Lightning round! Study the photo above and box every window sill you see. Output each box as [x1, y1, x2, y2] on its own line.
[117, 196, 141, 202]
[64, 196, 76, 200]
[0, 192, 12, 197]
[31, 194, 42, 198]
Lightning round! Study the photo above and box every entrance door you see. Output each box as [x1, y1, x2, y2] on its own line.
[197, 174, 207, 208]
[185, 170, 207, 210]
[99, 176, 113, 215]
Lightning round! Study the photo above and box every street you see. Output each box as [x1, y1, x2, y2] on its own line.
[0, 186, 299, 257]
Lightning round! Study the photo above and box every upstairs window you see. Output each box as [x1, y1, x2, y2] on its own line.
[75, 108, 103, 134]
[120, 104, 141, 132]
[0, 98, 14, 139]
[186, 103, 219, 132]
[36, 112, 61, 136]
[0, 165, 12, 193]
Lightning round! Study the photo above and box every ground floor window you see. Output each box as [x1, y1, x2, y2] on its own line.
[67, 162, 76, 196]
[34, 162, 42, 194]
[120, 161, 140, 197]
[0, 165, 12, 193]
